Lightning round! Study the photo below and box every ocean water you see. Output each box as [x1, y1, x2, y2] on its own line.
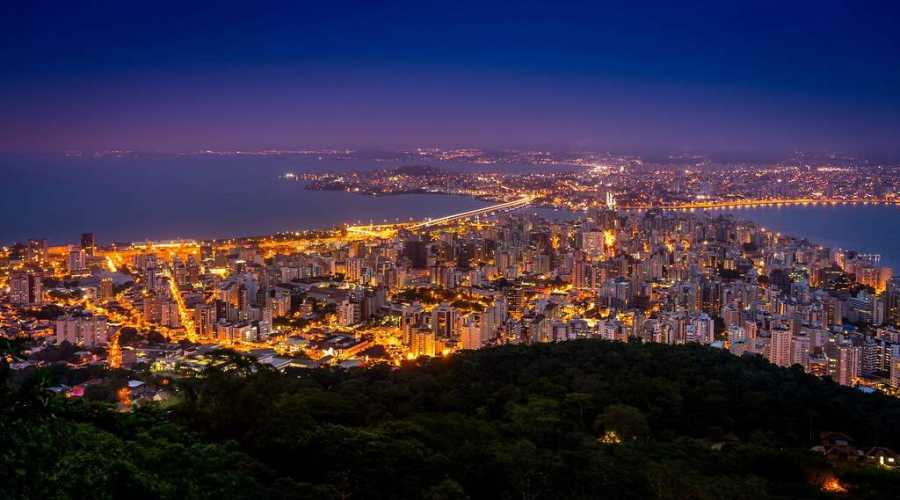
[718, 205, 900, 269]
[0, 154, 492, 245]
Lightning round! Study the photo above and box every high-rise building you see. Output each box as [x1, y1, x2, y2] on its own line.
[744, 320, 758, 341]
[143, 293, 164, 324]
[26, 239, 47, 262]
[9, 271, 43, 306]
[886, 279, 900, 326]
[55, 314, 108, 346]
[891, 357, 900, 388]
[99, 278, 114, 301]
[68, 247, 87, 274]
[194, 304, 216, 338]
[402, 240, 428, 269]
[160, 301, 181, 328]
[432, 303, 458, 338]
[824, 297, 843, 327]
[726, 325, 745, 344]
[80, 233, 96, 257]
[410, 328, 436, 357]
[578, 231, 605, 258]
[216, 321, 251, 344]
[690, 313, 715, 344]
[767, 327, 793, 367]
[506, 287, 524, 315]
[338, 298, 361, 326]
[461, 313, 487, 350]
[828, 344, 860, 386]
[791, 335, 810, 371]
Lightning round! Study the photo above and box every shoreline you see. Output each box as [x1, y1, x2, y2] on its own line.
[9, 191, 900, 271]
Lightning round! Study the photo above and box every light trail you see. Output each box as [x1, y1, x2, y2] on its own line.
[346, 195, 535, 235]
[410, 195, 535, 228]
[164, 269, 197, 342]
[108, 330, 122, 368]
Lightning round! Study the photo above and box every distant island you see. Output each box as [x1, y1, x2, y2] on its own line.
[294, 155, 900, 212]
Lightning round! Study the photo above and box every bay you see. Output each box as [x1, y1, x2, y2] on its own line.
[718, 205, 900, 270]
[0, 154, 492, 245]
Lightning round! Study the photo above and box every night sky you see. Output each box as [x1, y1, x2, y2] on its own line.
[2, 1, 900, 156]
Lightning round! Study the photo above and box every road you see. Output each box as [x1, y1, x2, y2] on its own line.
[408, 195, 535, 229]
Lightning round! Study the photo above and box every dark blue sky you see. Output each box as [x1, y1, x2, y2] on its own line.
[2, 1, 900, 155]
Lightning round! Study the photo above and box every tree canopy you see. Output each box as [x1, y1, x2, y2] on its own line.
[2, 339, 900, 499]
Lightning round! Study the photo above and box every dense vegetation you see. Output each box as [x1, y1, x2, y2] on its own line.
[3, 338, 900, 499]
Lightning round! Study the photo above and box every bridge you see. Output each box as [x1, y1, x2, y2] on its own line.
[346, 195, 535, 236]
[409, 195, 535, 229]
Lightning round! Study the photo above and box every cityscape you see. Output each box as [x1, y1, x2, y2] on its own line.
[5, 154, 900, 389]
[3, 2, 900, 499]
[296, 149, 900, 211]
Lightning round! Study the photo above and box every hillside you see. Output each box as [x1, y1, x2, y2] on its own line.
[3, 339, 900, 499]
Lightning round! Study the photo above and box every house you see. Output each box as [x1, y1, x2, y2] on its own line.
[864, 447, 898, 468]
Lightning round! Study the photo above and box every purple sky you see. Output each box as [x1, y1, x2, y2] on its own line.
[2, 1, 900, 156]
